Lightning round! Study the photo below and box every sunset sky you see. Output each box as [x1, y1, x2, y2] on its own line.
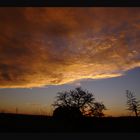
[0, 8, 140, 116]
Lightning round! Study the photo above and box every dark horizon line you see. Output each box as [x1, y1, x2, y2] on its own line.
[0, 112, 136, 118]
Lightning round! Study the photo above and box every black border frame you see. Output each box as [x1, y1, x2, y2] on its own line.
[0, 0, 140, 7]
[0, 133, 140, 140]
[0, 0, 140, 139]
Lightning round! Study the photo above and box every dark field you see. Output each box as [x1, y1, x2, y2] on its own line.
[0, 113, 140, 132]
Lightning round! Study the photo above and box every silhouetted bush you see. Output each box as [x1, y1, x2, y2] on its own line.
[53, 106, 83, 119]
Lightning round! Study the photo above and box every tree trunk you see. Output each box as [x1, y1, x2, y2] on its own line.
[134, 109, 138, 117]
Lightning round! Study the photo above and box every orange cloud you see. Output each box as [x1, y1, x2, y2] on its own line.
[0, 8, 140, 88]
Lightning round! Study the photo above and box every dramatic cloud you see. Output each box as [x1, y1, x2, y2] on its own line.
[0, 8, 140, 88]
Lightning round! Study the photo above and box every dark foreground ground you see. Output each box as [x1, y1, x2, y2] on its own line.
[0, 113, 140, 132]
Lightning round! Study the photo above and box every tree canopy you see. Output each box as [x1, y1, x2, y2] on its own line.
[126, 90, 140, 117]
[52, 87, 106, 118]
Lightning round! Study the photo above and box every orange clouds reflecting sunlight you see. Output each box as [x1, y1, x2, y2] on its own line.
[0, 8, 140, 88]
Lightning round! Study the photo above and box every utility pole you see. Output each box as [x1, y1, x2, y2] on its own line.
[16, 107, 18, 114]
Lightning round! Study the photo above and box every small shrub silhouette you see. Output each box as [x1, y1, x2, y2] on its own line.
[53, 106, 83, 119]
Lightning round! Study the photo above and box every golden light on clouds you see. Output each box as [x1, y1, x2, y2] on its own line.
[0, 8, 140, 88]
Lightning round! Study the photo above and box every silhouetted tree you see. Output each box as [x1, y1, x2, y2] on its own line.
[88, 102, 107, 117]
[126, 90, 140, 117]
[52, 87, 106, 118]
